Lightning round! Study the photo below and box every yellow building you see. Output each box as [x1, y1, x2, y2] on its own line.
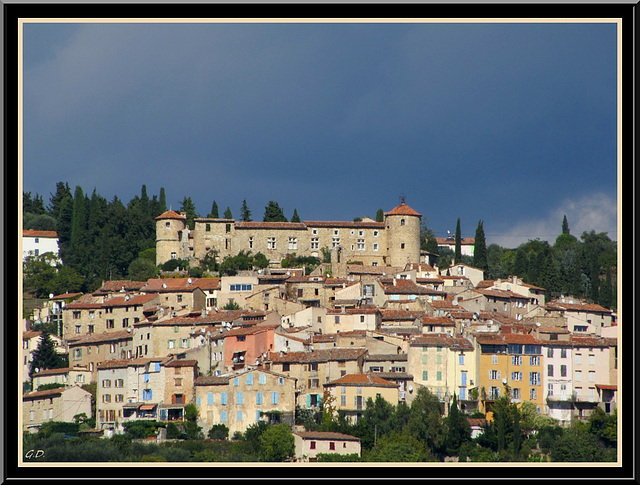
[407, 334, 476, 414]
[474, 329, 543, 417]
[323, 373, 398, 423]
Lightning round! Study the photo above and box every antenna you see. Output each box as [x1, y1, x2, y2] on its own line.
[399, 194, 406, 205]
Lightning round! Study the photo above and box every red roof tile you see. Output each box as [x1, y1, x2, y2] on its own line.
[325, 373, 397, 387]
[385, 203, 421, 217]
[155, 210, 186, 220]
[23, 229, 58, 238]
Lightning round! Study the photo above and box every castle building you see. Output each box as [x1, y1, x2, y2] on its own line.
[156, 202, 423, 270]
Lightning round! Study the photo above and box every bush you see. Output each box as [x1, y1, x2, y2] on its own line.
[208, 424, 230, 440]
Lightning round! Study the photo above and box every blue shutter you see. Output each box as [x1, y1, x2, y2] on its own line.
[272, 392, 278, 405]
[221, 410, 227, 422]
[256, 392, 263, 405]
[207, 392, 214, 405]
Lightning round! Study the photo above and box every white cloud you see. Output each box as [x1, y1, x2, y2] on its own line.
[488, 192, 618, 248]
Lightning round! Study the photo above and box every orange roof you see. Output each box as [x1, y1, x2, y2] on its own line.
[155, 210, 186, 220]
[385, 203, 421, 217]
[23, 229, 58, 238]
[235, 221, 307, 230]
[304, 220, 385, 229]
[325, 373, 397, 387]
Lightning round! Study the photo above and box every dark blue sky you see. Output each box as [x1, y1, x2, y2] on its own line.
[21, 20, 619, 248]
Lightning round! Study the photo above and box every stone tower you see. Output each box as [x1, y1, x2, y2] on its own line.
[155, 210, 188, 266]
[384, 199, 422, 268]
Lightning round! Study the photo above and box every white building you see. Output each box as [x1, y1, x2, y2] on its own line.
[23, 230, 59, 263]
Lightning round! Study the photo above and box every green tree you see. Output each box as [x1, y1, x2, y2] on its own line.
[207, 424, 230, 440]
[405, 388, 445, 454]
[365, 432, 433, 462]
[179, 196, 198, 229]
[550, 424, 613, 462]
[562, 214, 570, 235]
[208, 200, 220, 218]
[29, 330, 66, 380]
[473, 220, 488, 273]
[454, 218, 462, 264]
[240, 199, 252, 222]
[291, 209, 301, 223]
[258, 423, 295, 462]
[223, 207, 233, 219]
[375, 208, 384, 222]
[253, 252, 269, 270]
[263, 201, 288, 222]
[444, 394, 471, 455]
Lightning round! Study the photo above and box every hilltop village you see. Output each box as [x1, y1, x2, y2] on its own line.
[22, 201, 618, 460]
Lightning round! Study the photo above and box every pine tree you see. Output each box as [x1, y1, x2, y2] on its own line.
[240, 199, 252, 222]
[179, 196, 198, 229]
[29, 330, 66, 381]
[263, 201, 288, 222]
[208, 201, 219, 218]
[473, 220, 488, 272]
[454, 218, 462, 264]
[291, 209, 301, 223]
[223, 207, 233, 219]
[47, 181, 72, 220]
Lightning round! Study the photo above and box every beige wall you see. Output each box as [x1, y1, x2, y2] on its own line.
[195, 369, 297, 436]
[23, 386, 92, 432]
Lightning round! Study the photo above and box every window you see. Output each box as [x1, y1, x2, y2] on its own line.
[547, 383, 554, 396]
[102, 379, 111, 388]
[267, 237, 276, 250]
[233, 378, 239, 386]
[547, 365, 554, 377]
[530, 356, 540, 366]
[373, 243, 379, 251]
[174, 378, 183, 387]
[256, 392, 263, 405]
[259, 374, 267, 385]
[511, 355, 522, 366]
[332, 237, 340, 248]
[168, 340, 175, 349]
[529, 372, 541, 386]
[246, 374, 253, 386]
[547, 347, 554, 358]
[422, 371, 428, 381]
[311, 237, 319, 249]
[357, 239, 365, 251]
[511, 372, 522, 381]
[511, 387, 521, 401]
[271, 392, 279, 405]
[248, 236, 254, 249]
[400, 219, 405, 226]
[560, 365, 567, 377]
[237, 392, 244, 404]
[142, 389, 152, 401]
[491, 355, 498, 365]
[530, 388, 538, 400]
[220, 392, 228, 405]
[436, 371, 442, 381]
[207, 392, 214, 405]
[575, 354, 582, 364]
[489, 370, 501, 380]
[459, 354, 465, 365]
[288, 237, 297, 250]
[310, 441, 316, 450]
[575, 371, 582, 382]
[589, 354, 595, 365]
[221, 410, 227, 422]
[588, 371, 595, 382]
[102, 394, 111, 403]
[561, 348, 567, 358]
[329, 442, 336, 451]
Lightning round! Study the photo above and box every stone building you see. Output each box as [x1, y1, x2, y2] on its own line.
[155, 202, 423, 270]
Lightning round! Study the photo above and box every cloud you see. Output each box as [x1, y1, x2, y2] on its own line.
[488, 192, 618, 248]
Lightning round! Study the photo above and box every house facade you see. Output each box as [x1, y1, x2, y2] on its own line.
[156, 202, 423, 270]
[194, 368, 297, 436]
[23, 386, 92, 433]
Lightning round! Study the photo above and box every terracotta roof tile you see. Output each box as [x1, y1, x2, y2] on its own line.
[325, 373, 397, 387]
[155, 210, 186, 220]
[23, 230, 58, 238]
[268, 348, 367, 364]
[385, 203, 421, 217]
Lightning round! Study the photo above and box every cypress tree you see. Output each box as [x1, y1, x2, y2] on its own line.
[375, 208, 384, 222]
[473, 220, 488, 272]
[240, 199, 252, 222]
[454, 218, 462, 264]
[158, 187, 167, 214]
[179, 196, 198, 229]
[208, 200, 219, 218]
[562, 214, 570, 235]
[291, 209, 301, 223]
[223, 207, 233, 219]
[69, 186, 88, 271]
